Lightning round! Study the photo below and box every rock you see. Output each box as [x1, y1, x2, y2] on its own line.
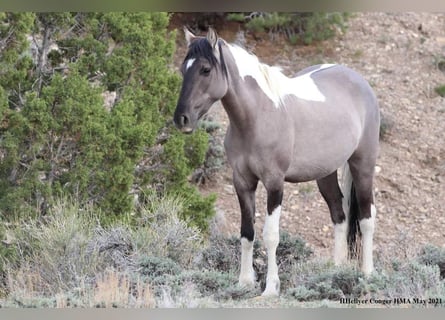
[223, 184, 234, 195]
[436, 37, 445, 45]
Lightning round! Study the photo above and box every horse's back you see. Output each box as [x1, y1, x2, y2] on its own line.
[299, 64, 378, 111]
[280, 64, 380, 181]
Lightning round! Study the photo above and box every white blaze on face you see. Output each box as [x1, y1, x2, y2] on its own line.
[227, 44, 334, 107]
[185, 58, 196, 71]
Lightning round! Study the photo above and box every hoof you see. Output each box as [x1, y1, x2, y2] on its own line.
[261, 277, 280, 297]
[238, 276, 255, 288]
[261, 288, 279, 297]
[362, 266, 374, 277]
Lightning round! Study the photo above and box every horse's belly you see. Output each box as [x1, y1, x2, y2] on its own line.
[284, 161, 339, 182]
[284, 139, 356, 182]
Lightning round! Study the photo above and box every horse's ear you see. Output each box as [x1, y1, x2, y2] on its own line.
[184, 26, 196, 46]
[206, 27, 218, 49]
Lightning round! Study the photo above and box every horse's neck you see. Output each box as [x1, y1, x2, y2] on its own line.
[220, 44, 272, 134]
[220, 78, 257, 134]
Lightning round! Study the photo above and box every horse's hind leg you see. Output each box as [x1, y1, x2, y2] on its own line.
[317, 171, 348, 265]
[233, 171, 258, 287]
[349, 155, 377, 275]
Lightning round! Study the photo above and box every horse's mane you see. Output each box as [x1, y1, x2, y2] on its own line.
[184, 37, 332, 106]
[227, 43, 334, 106]
[226, 43, 294, 107]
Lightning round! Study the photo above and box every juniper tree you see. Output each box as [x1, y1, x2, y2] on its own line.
[0, 12, 215, 230]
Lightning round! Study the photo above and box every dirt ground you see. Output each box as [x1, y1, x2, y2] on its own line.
[170, 13, 445, 259]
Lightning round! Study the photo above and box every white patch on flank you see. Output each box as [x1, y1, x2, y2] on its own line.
[227, 44, 335, 107]
[262, 205, 281, 297]
[239, 237, 255, 287]
[185, 58, 195, 71]
[360, 204, 376, 275]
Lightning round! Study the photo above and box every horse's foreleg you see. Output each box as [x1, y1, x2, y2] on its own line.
[233, 173, 258, 287]
[262, 187, 283, 297]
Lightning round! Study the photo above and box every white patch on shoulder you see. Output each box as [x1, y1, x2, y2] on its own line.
[292, 64, 335, 102]
[185, 58, 195, 71]
[228, 44, 335, 107]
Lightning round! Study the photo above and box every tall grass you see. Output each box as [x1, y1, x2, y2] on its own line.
[0, 195, 204, 307]
[4, 199, 101, 297]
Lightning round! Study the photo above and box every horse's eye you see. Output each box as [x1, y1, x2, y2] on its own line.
[200, 66, 211, 76]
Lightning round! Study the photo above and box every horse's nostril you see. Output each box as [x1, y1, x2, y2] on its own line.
[181, 115, 189, 126]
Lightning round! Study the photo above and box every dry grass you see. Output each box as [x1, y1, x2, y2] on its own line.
[2, 197, 445, 308]
[92, 269, 155, 308]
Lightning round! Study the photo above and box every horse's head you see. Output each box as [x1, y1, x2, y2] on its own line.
[174, 27, 228, 133]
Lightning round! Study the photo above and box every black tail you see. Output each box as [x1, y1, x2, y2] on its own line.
[347, 182, 361, 259]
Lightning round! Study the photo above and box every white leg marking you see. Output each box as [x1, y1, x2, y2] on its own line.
[185, 58, 195, 71]
[360, 204, 376, 275]
[334, 220, 348, 265]
[336, 162, 352, 265]
[239, 237, 255, 287]
[262, 205, 281, 297]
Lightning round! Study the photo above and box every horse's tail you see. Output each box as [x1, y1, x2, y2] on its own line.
[341, 162, 361, 259]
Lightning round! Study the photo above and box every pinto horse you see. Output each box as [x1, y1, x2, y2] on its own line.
[174, 27, 380, 296]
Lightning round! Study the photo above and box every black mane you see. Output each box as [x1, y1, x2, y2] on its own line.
[184, 38, 218, 66]
[183, 38, 227, 77]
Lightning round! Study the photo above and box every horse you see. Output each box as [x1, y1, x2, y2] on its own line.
[173, 27, 380, 297]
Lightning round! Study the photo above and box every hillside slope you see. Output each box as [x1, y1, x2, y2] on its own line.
[172, 12, 445, 258]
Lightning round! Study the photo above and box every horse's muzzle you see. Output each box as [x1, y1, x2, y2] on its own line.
[173, 112, 195, 134]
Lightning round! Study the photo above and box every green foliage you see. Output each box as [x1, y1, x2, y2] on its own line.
[185, 270, 238, 298]
[3, 198, 445, 307]
[1, 195, 205, 301]
[197, 234, 243, 272]
[160, 128, 215, 231]
[3, 199, 102, 296]
[417, 244, 445, 279]
[434, 84, 445, 97]
[0, 12, 215, 231]
[286, 246, 445, 304]
[287, 261, 365, 301]
[381, 260, 443, 299]
[191, 119, 225, 184]
[138, 256, 182, 280]
[379, 111, 394, 141]
[130, 194, 204, 267]
[227, 12, 349, 45]
[196, 231, 313, 293]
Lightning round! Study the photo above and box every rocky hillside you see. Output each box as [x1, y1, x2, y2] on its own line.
[171, 12, 445, 258]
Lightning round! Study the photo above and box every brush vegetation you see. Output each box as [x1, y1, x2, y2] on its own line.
[2, 12, 445, 308]
[2, 196, 445, 307]
[0, 12, 215, 231]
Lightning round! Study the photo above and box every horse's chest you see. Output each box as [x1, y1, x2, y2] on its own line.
[224, 130, 291, 178]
